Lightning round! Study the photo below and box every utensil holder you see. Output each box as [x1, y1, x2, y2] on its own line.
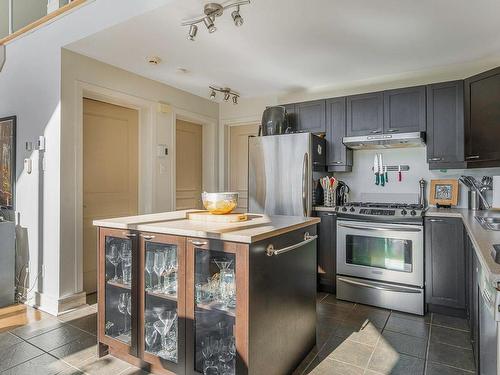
[323, 189, 335, 207]
[468, 190, 482, 210]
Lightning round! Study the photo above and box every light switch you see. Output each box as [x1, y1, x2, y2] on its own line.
[24, 158, 32, 174]
[157, 144, 168, 158]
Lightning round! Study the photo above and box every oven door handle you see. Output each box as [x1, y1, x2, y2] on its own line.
[338, 277, 422, 294]
[337, 223, 422, 232]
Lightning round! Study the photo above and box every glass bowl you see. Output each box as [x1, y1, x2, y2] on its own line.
[201, 192, 239, 215]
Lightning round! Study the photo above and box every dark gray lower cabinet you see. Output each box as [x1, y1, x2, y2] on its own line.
[316, 211, 336, 293]
[425, 217, 466, 313]
[471, 248, 480, 370]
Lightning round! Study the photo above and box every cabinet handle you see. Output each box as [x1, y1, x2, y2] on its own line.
[387, 129, 399, 133]
[141, 235, 155, 241]
[370, 130, 382, 134]
[428, 157, 443, 162]
[123, 232, 137, 238]
[428, 219, 444, 222]
[466, 155, 480, 160]
[190, 240, 208, 247]
[266, 232, 318, 257]
[331, 161, 343, 165]
[326, 213, 336, 216]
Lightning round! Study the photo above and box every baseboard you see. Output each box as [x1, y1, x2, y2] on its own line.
[25, 291, 87, 316]
[427, 303, 468, 318]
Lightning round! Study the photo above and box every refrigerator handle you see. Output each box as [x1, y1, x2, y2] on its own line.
[302, 152, 308, 217]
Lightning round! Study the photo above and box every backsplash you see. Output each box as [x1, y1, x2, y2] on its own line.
[334, 147, 500, 208]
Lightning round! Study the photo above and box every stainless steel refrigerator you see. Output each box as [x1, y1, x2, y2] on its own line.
[248, 133, 325, 216]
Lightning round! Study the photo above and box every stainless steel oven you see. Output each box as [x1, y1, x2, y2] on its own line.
[336, 217, 425, 315]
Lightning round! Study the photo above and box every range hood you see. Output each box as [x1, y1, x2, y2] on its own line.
[343, 132, 426, 150]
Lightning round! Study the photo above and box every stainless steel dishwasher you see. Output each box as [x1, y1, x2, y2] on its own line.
[478, 263, 499, 375]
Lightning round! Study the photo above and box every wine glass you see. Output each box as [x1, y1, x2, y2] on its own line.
[145, 322, 158, 353]
[121, 243, 132, 285]
[218, 337, 234, 374]
[153, 252, 166, 292]
[145, 251, 155, 291]
[106, 244, 122, 281]
[153, 311, 177, 360]
[117, 293, 129, 336]
[164, 248, 178, 295]
[126, 296, 132, 332]
[219, 267, 235, 309]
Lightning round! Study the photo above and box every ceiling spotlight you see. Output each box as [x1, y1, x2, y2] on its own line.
[210, 90, 216, 100]
[203, 17, 217, 33]
[231, 7, 243, 27]
[187, 24, 198, 41]
[146, 56, 162, 65]
[232, 95, 238, 105]
[209, 86, 240, 104]
[224, 92, 231, 101]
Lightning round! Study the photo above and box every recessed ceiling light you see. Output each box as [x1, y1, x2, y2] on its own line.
[146, 56, 162, 65]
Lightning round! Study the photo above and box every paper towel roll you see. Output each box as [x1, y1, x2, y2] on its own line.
[493, 176, 500, 209]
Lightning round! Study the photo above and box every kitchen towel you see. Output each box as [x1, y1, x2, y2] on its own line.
[493, 176, 500, 209]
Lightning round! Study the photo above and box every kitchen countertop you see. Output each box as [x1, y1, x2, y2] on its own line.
[93, 210, 320, 244]
[426, 208, 500, 285]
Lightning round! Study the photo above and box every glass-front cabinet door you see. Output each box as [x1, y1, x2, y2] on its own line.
[98, 228, 137, 355]
[186, 239, 248, 375]
[139, 233, 186, 374]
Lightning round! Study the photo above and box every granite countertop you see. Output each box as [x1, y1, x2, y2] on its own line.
[426, 208, 500, 285]
[93, 210, 320, 244]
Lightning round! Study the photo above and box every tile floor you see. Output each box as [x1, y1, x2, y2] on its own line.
[0, 293, 476, 374]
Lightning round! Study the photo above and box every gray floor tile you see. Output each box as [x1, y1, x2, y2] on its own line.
[432, 313, 470, 331]
[316, 301, 354, 321]
[426, 361, 476, 375]
[321, 338, 374, 368]
[367, 343, 425, 375]
[58, 306, 97, 323]
[343, 305, 390, 329]
[306, 357, 364, 375]
[0, 341, 45, 372]
[380, 330, 427, 359]
[11, 317, 64, 340]
[118, 367, 151, 375]
[430, 325, 473, 349]
[385, 315, 429, 339]
[28, 324, 89, 352]
[333, 320, 381, 347]
[293, 348, 319, 375]
[66, 314, 97, 336]
[0, 331, 23, 351]
[427, 341, 475, 372]
[77, 355, 131, 375]
[321, 295, 355, 308]
[0, 353, 82, 375]
[49, 333, 98, 367]
[390, 311, 431, 324]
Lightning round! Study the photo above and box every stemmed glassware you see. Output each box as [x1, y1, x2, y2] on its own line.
[121, 243, 132, 285]
[117, 293, 129, 336]
[145, 322, 158, 353]
[153, 252, 166, 292]
[218, 337, 235, 374]
[153, 310, 178, 360]
[145, 251, 155, 291]
[106, 244, 122, 281]
[215, 259, 235, 309]
[164, 248, 178, 295]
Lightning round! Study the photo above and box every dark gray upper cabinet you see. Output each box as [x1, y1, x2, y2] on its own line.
[426, 81, 465, 169]
[294, 100, 326, 134]
[425, 217, 466, 310]
[465, 66, 500, 165]
[316, 211, 336, 293]
[346, 92, 384, 136]
[383, 86, 426, 133]
[284, 103, 297, 132]
[326, 97, 352, 172]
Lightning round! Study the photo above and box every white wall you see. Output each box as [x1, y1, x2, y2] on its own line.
[61, 50, 218, 299]
[0, 0, 176, 315]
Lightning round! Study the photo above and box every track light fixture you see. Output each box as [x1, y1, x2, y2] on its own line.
[208, 86, 240, 104]
[182, 1, 250, 40]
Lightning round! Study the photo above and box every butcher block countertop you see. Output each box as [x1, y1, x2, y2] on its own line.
[426, 208, 500, 285]
[93, 210, 320, 244]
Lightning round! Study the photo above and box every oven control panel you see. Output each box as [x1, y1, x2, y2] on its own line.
[359, 209, 395, 216]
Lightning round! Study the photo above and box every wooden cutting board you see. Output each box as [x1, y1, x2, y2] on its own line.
[187, 211, 248, 223]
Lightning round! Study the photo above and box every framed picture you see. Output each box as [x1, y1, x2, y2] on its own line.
[429, 179, 459, 207]
[0, 116, 16, 210]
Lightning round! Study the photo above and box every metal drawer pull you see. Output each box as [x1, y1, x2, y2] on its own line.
[123, 232, 137, 238]
[466, 155, 480, 160]
[338, 277, 421, 294]
[338, 223, 422, 232]
[370, 130, 382, 134]
[331, 161, 343, 164]
[266, 232, 317, 257]
[142, 235, 155, 241]
[190, 240, 208, 247]
[428, 219, 444, 222]
[428, 157, 443, 162]
[387, 129, 399, 133]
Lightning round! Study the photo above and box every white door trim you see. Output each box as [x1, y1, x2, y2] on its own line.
[74, 80, 156, 293]
[172, 108, 218, 209]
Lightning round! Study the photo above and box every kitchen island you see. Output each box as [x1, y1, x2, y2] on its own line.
[93, 210, 319, 375]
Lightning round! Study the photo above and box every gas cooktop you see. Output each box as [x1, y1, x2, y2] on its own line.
[336, 202, 426, 222]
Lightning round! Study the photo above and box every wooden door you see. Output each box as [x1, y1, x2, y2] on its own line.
[425, 217, 466, 310]
[346, 92, 384, 136]
[295, 100, 326, 133]
[426, 81, 465, 169]
[84, 98, 139, 294]
[176, 120, 203, 210]
[383, 86, 426, 134]
[229, 124, 259, 211]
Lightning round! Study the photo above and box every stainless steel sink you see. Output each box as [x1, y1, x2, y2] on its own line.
[476, 216, 500, 231]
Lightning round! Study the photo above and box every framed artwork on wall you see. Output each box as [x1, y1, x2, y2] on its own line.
[429, 179, 459, 207]
[0, 116, 16, 210]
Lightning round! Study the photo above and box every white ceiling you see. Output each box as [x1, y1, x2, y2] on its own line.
[66, 0, 500, 99]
